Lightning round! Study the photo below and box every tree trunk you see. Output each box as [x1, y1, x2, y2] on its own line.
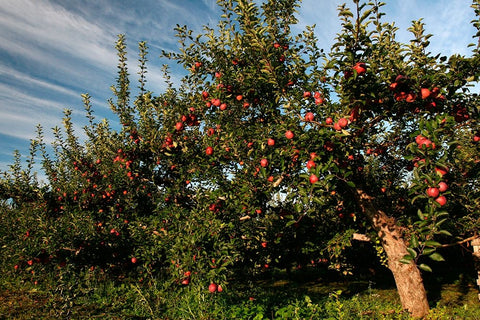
[355, 189, 430, 318]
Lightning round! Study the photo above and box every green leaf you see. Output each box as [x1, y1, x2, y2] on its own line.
[436, 230, 452, 237]
[286, 220, 297, 227]
[436, 211, 449, 219]
[423, 248, 436, 255]
[424, 240, 442, 247]
[429, 252, 445, 262]
[400, 254, 414, 264]
[406, 247, 417, 258]
[435, 218, 447, 227]
[418, 264, 432, 272]
[417, 209, 424, 220]
[410, 234, 419, 248]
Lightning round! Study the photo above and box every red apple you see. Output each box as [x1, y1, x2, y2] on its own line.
[405, 93, 416, 103]
[206, 146, 214, 156]
[261, 242, 267, 248]
[416, 135, 434, 148]
[474, 135, 480, 142]
[175, 122, 184, 131]
[353, 62, 366, 75]
[338, 118, 348, 128]
[267, 138, 275, 146]
[236, 95, 243, 101]
[305, 112, 315, 122]
[325, 117, 333, 125]
[306, 160, 316, 170]
[260, 158, 268, 167]
[303, 91, 312, 98]
[219, 103, 227, 111]
[426, 187, 440, 198]
[420, 139, 433, 149]
[438, 182, 448, 192]
[415, 134, 426, 145]
[435, 167, 448, 176]
[217, 285, 223, 292]
[181, 278, 190, 285]
[420, 88, 431, 99]
[309, 174, 318, 184]
[285, 130, 294, 139]
[209, 283, 218, 293]
[431, 86, 440, 97]
[435, 196, 447, 206]
[333, 122, 342, 131]
[131, 257, 137, 264]
[212, 98, 221, 107]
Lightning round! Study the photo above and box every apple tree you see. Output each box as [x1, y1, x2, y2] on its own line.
[153, 0, 480, 317]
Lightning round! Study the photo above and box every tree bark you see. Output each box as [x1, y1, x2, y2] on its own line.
[355, 189, 430, 318]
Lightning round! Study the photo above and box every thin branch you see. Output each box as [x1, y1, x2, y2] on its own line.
[440, 234, 479, 248]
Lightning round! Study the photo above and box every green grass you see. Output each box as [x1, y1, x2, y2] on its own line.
[1, 269, 479, 319]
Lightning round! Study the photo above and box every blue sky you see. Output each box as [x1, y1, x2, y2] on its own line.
[0, 0, 477, 176]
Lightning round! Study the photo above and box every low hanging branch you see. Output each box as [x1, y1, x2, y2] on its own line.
[439, 234, 479, 248]
[352, 233, 371, 242]
[352, 233, 480, 250]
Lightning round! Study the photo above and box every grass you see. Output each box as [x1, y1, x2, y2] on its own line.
[1, 267, 479, 319]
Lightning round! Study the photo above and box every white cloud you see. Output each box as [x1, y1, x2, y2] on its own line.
[0, 65, 80, 99]
[0, 82, 87, 141]
[0, 0, 118, 72]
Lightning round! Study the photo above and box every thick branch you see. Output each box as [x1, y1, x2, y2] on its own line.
[353, 233, 371, 242]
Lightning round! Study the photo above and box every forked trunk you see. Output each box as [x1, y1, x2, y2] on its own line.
[356, 189, 430, 318]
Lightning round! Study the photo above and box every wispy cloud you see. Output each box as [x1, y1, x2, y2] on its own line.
[0, 0, 118, 72]
[0, 65, 80, 99]
[0, 83, 80, 141]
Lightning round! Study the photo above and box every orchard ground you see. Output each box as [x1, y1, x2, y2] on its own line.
[1, 254, 479, 319]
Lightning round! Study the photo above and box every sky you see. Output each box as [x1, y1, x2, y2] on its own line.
[0, 0, 478, 177]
